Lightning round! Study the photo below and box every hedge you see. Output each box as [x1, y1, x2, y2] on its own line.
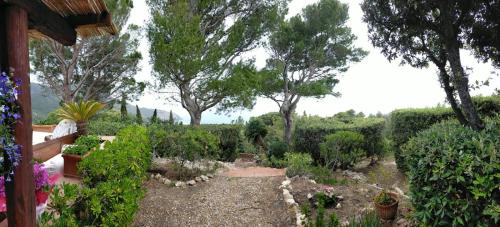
[389, 95, 500, 171]
[148, 124, 243, 162]
[201, 124, 244, 161]
[294, 117, 385, 163]
[403, 117, 499, 226]
[40, 126, 152, 226]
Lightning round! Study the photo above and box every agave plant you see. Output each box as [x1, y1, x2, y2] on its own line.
[57, 101, 105, 135]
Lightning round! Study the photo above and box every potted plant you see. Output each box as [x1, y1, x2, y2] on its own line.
[56, 100, 105, 135]
[0, 163, 58, 217]
[62, 135, 101, 178]
[374, 190, 399, 220]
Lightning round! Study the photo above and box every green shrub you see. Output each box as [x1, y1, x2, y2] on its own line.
[403, 118, 500, 226]
[244, 118, 268, 149]
[63, 135, 101, 156]
[285, 152, 313, 178]
[320, 131, 365, 170]
[388, 107, 454, 171]
[389, 95, 500, 171]
[343, 211, 381, 227]
[472, 95, 500, 117]
[308, 166, 346, 186]
[201, 124, 243, 162]
[88, 120, 132, 136]
[75, 178, 144, 226]
[294, 117, 384, 164]
[268, 140, 288, 159]
[151, 126, 220, 162]
[36, 111, 60, 125]
[79, 126, 151, 187]
[40, 125, 151, 226]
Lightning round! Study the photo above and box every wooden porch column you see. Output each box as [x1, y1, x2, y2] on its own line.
[0, 5, 36, 227]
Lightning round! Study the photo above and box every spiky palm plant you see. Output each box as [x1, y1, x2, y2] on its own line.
[57, 101, 105, 135]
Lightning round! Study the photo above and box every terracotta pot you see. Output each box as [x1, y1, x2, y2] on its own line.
[374, 192, 399, 220]
[76, 121, 88, 135]
[63, 151, 91, 178]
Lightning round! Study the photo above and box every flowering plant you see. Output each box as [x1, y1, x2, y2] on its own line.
[0, 163, 58, 211]
[0, 72, 21, 177]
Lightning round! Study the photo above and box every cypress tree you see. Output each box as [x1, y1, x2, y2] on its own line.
[168, 110, 174, 125]
[136, 105, 143, 124]
[120, 94, 128, 121]
[151, 109, 158, 124]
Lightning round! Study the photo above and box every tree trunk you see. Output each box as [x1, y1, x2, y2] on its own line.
[438, 69, 468, 125]
[280, 100, 296, 146]
[440, 2, 484, 131]
[445, 43, 484, 130]
[189, 110, 202, 126]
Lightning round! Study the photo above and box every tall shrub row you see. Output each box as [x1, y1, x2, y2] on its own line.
[39, 126, 152, 226]
[389, 95, 500, 171]
[149, 124, 243, 162]
[294, 117, 385, 163]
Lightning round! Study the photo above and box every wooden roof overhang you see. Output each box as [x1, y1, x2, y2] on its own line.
[1, 0, 118, 46]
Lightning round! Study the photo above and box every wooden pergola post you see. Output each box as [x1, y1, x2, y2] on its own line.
[0, 5, 35, 227]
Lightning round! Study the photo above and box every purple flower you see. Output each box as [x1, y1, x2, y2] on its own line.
[0, 71, 21, 176]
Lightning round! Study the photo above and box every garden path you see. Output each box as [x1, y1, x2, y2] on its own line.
[133, 164, 294, 227]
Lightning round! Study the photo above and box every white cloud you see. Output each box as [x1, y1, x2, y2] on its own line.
[129, 0, 499, 124]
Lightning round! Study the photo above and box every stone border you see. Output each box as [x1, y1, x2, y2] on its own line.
[280, 177, 306, 226]
[150, 173, 214, 187]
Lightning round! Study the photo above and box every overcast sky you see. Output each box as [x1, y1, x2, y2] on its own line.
[128, 0, 499, 124]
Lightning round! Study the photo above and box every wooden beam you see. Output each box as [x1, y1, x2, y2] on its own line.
[0, 5, 36, 227]
[2, 0, 76, 46]
[66, 12, 113, 28]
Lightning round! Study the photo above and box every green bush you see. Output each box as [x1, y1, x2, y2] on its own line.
[294, 117, 384, 164]
[389, 95, 500, 171]
[151, 126, 220, 162]
[472, 95, 500, 117]
[285, 152, 313, 178]
[63, 135, 101, 156]
[79, 126, 151, 187]
[388, 107, 454, 171]
[268, 140, 288, 159]
[244, 118, 268, 148]
[88, 120, 133, 136]
[403, 118, 500, 226]
[201, 124, 243, 162]
[36, 111, 60, 125]
[40, 125, 152, 226]
[320, 131, 365, 170]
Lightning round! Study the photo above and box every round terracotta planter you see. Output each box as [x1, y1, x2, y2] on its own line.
[374, 192, 399, 220]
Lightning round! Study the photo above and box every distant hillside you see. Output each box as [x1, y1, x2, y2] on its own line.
[31, 83, 181, 121]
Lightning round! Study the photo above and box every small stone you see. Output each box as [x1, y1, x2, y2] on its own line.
[397, 218, 409, 226]
[207, 174, 214, 178]
[195, 177, 202, 182]
[175, 181, 186, 187]
[155, 173, 162, 180]
[201, 175, 209, 181]
[309, 180, 317, 184]
[307, 193, 313, 199]
[163, 178, 171, 185]
[150, 174, 155, 179]
[336, 195, 344, 200]
[336, 203, 341, 209]
[187, 180, 196, 186]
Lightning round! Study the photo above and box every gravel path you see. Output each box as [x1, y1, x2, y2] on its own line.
[133, 174, 294, 227]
